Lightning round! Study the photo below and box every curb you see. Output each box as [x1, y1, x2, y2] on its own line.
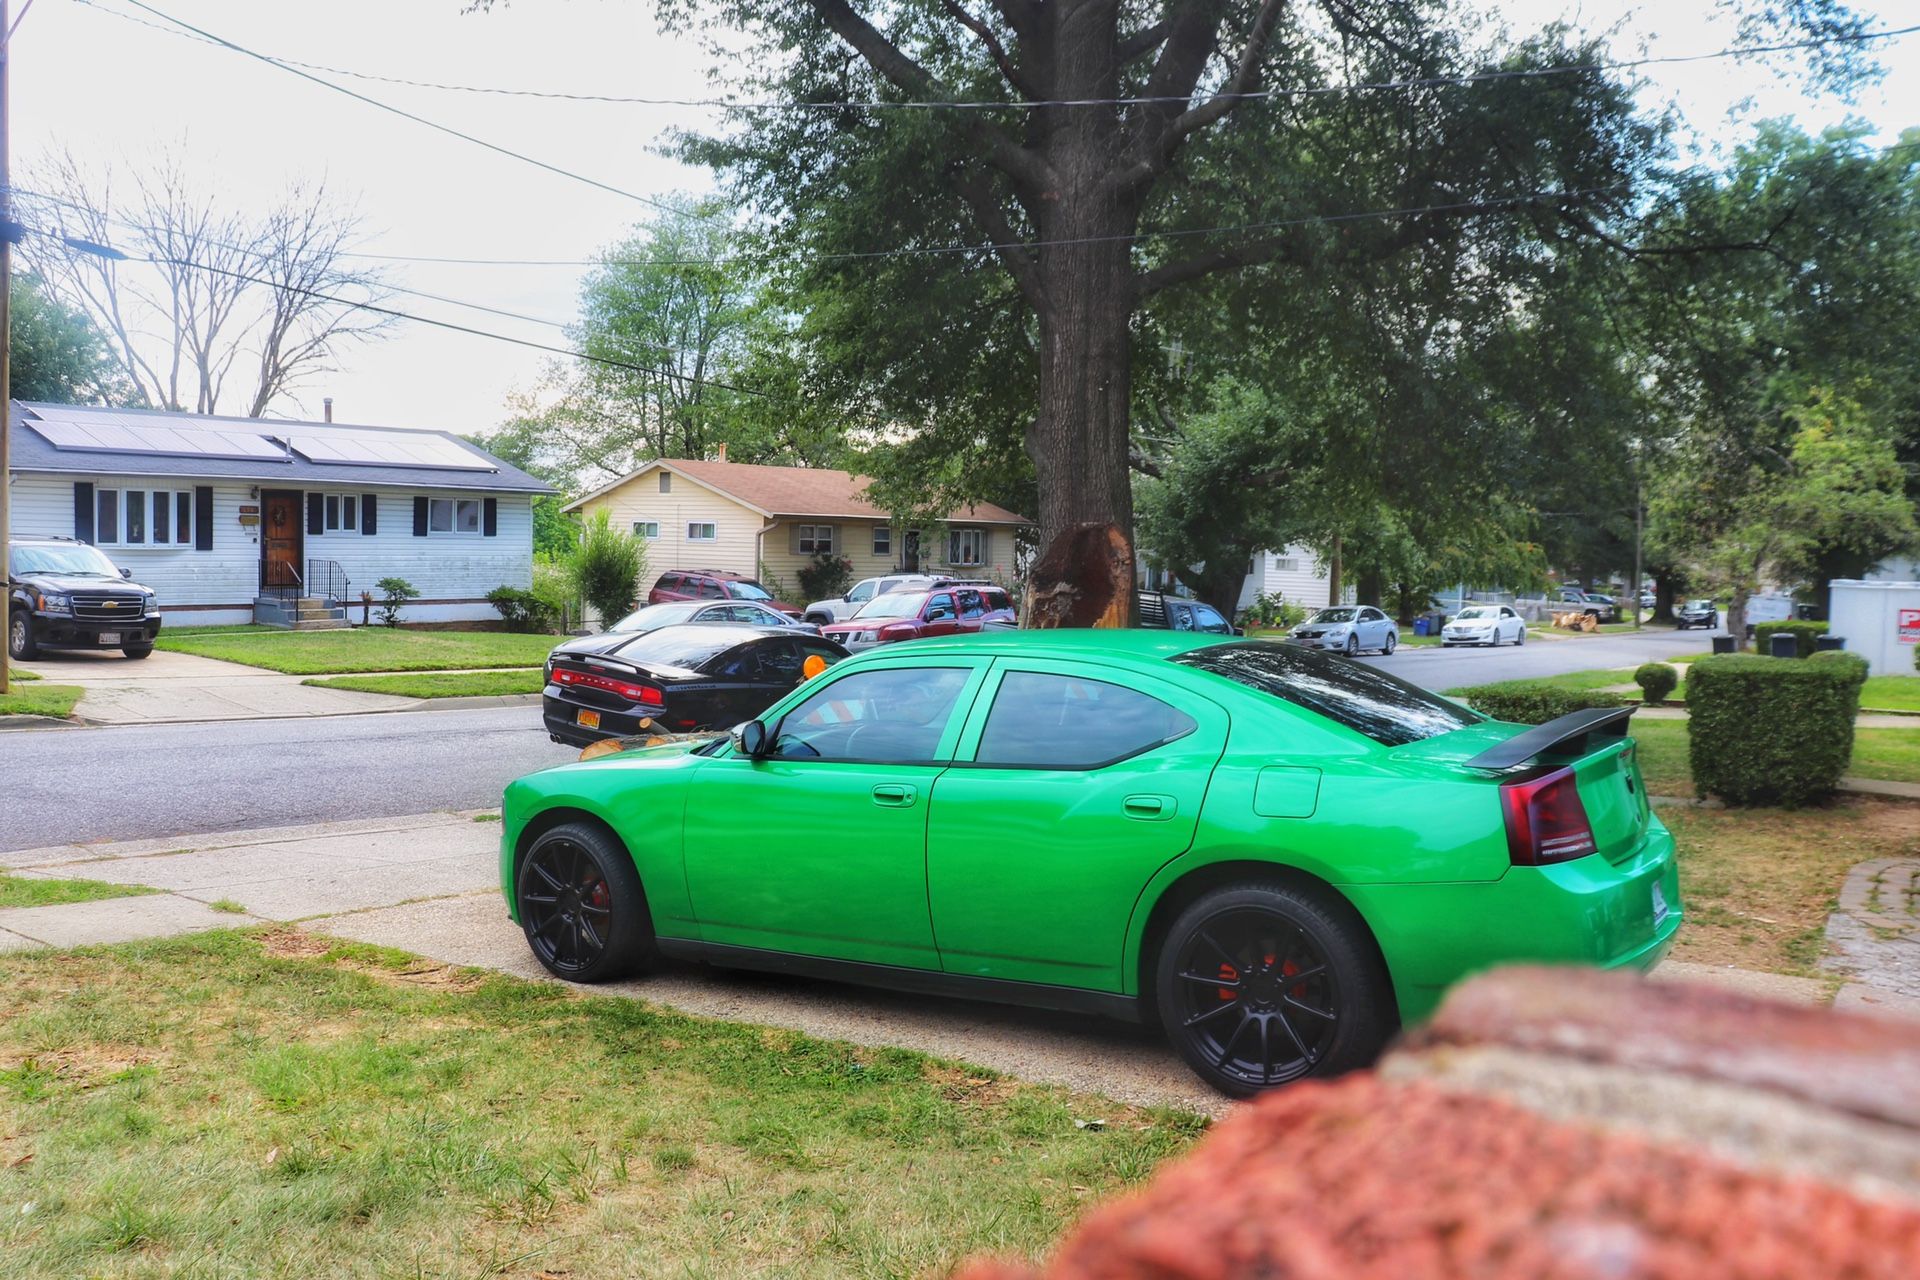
[392, 692, 544, 713]
[0, 713, 86, 732]
[2, 696, 542, 731]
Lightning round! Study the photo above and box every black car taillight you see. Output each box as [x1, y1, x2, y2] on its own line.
[551, 667, 664, 706]
[1499, 766, 1597, 866]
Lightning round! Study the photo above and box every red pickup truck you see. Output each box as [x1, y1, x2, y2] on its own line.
[819, 585, 1015, 651]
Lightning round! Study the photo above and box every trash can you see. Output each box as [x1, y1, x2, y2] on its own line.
[1712, 635, 1737, 655]
[1816, 635, 1846, 652]
[1768, 633, 1799, 659]
[1413, 617, 1430, 637]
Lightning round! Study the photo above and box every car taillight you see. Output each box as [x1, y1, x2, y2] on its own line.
[1499, 766, 1597, 866]
[551, 667, 664, 706]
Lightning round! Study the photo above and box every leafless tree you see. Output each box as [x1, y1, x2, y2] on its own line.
[20, 151, 392, 416]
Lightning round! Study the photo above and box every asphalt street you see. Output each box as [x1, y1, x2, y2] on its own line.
[1357, 625, 1715, 691]
[0, 705, 570, 852]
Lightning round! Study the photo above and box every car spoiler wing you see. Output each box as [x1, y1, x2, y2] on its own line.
[1462, 706, 1637, 771]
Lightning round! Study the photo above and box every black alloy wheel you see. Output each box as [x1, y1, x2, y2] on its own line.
[1156, 883, 1394, 1097]
[517, 822, 655, 982]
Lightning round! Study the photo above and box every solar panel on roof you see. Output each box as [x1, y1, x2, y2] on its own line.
[283, 431, 493, 471]
[26, 417, 290, 462]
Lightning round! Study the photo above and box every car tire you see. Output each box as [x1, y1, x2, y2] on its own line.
[1516, 627, 1525, 646]
[1343, 634, 1359, 657]
[123, 645, 154, 660]
[516, 821, 656, 983]
[1382, 632, 1396, 655]
[1155, 881, 1396, 1097]
[8, 607, 38, 662]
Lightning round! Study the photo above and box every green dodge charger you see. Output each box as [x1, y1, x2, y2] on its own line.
[500, 630, 1681, 1096]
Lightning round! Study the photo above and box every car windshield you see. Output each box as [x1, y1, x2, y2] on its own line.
[1686, 600, 1715, 610]
[607, 628, 750, 672]
[9, 544, 122, 577]
[607, 602, 702, 633]
[854, 591, 928, 620]
[1455, 607, 1496, 620]
[727, 581, 774, 602]
[1306, 608, 1356, 624]
[1170, 642, 1479, 747]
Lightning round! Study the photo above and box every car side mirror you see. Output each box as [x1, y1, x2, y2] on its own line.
[120, 566, 133, 579]
[731, 720, 770, 758]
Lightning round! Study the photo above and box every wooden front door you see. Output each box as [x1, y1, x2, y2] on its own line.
[261, 491, 303, 592]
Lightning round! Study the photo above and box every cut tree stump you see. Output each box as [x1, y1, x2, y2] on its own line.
[1024, 522, 1132, 629]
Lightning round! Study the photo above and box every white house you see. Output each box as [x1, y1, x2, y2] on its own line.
[6, 402, 553, 626]
[1237, 545, 1342, 611]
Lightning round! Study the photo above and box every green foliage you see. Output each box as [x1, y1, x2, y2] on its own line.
[373, 577, 419, 628]
[1634, 663, 1679, 704]
[7, 271, 126, 403]
[1685, 653, 1869, 806]
[1753, 620, 1830, 658]
[1455, 684, 1626, 725]
[795, 552, 854, 602]
[531, 555, 578, 631]
[486, 586, 559, 634]
[572, 511, 646, 629]
[1238, 591, 1308, 631]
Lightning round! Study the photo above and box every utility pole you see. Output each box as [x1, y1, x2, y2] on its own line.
[1632, 450, 1644, 631]
[1, 0, 14, 696]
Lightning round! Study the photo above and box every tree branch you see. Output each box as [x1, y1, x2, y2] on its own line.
[948, 161, 1048, 311]
[1117, 18, 1175, 65]
[1134, 228, 1309, 298]
[938, 0, 1037, 99]
[1116, 0, 1289, 191]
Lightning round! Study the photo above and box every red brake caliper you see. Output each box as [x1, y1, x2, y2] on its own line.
[1215, 962, 1238, 1001]
[1282, 957, 1303, 999]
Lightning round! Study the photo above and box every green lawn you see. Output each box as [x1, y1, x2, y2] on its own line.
[1630, 720, 1920, 795]
[303, 670, 545, 698]
[0, 683, 83, 720]
[0, 874, 160, 910]
[0, 931, 1200, 1278]
[9, 668, 41, 681]
[1861, 676, 1920, 713]
[156, 629, 559, 675]
[155, 623, 280, 638]
[1444, 669, 1636, 699]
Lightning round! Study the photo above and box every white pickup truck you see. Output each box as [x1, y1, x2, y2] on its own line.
[802, 573, 937, 626]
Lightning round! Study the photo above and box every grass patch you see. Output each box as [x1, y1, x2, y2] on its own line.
[0, 875, 160, 910]
[1861, 675, 1920, 714]
[155, 623, 279, 638]
[1444, 668, 1636, 699]
[1665, 798, 1918, 976]
[302, 669, 544, 698]
[0, 931, 1203, 1278]
[0, 684, 83, 719]
[472, 812, 501, 823]
[207, 899, 247, 915]
[156, 629, 558, 675]
[1632, 720, 1920, 795]
[10, 668, 42, 682]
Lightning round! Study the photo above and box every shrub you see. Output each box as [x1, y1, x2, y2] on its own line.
[1238, 590, 1308, 631]
[796, 552, 854, 601]
[530, 556, 577, 631]
[571, 510, 647, 629]
[1752, 619, 1829, 658]
[1455, 683, 1626, 725]
[486, 585, 558, 633]
[373, 577, 419, 628]
[1686, 652, 1867, 807]
[1634, 662, 1678, 704]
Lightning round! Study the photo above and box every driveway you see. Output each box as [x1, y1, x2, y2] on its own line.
[19, 647, 412, 724]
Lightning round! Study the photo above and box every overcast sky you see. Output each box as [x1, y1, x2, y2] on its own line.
[13, 0, 1920, 434]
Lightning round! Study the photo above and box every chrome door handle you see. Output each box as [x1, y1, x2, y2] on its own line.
[871, 783, 917, 807]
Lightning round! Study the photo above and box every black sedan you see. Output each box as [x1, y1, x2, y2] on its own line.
[543, 623, 848, 747]
[1675, 599, 1720, 630]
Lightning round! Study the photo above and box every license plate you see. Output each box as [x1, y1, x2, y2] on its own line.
[98, 632, 120, 645]
[576, 709, 601, 730]
[1651, 881, 1670, 927]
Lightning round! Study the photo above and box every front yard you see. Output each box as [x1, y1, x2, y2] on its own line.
[303, 670, 546, 698]
[0, 680, 83, 720]
[0, 931, 1199, 1279]
[156, 628, 557, 675]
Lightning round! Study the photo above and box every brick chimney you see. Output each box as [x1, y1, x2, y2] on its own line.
[715, 442, 728, 462]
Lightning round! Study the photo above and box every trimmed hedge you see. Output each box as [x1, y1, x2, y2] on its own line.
[1752, 619, 1828, 658]
[1686, 652, 1867, 807]
[1456, 683, 1626, 725]
[1634, 662, 1678, 704]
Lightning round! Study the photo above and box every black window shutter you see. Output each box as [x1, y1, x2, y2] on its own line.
[413, 496, 429, 537]
[74, 482, 95, 542]
[194, 487, 214, 550]
[361, 494, 377, 536]
[307, 493, 324, 535]
[482, 497, 498, 537]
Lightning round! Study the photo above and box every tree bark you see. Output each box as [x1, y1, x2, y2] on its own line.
[1326, 535, 1343, 606]
[1355, 567, 1385, 608]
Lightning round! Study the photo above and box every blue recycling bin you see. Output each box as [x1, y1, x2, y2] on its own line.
[1413, 617, 1430, 637]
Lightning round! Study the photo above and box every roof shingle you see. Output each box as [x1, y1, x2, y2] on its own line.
[572, 458, 1029, 525]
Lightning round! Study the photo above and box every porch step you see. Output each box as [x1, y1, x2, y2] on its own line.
[252, 596, 351, 630]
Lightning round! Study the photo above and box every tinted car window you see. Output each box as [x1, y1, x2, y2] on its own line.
[772, 666, 971, 762]
[656, 573, 682, 592]
[958, 589, 984, 618]
[926, 593, 956, 621]
[975, 673, 1197, 768]
[1194, 604, 1229, 632]
[1170, 642, 1478, 746]
[752, 638, 803, 682]
[608, 602, 703, 633]
[730, 581, 775, 602]
[695, 578, 726, 599]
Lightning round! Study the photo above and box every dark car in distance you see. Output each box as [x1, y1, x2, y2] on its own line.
[8, 535, 163, 661]
[1675, 599, 1720, 630]
[1135, 591, 1237, 634]
[542, 623, 848, 747]
[646, 569, 803, 619]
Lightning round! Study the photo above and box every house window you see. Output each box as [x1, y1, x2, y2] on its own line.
[427, 497, 481, 534]
[326, 495, 341, 530]
[632, 521, 659, 539]
[872, 526, 891, 556]
[796, 524, 834, 555]
[344, 496, 357, 530]
[687, 521, 718, 542]
[659, 472, 672, 494]
[429, 498, 454, 532]
[92, 488, 193, 548]
[947, 527, 986, 566]
[1273, 556, 1298, 573]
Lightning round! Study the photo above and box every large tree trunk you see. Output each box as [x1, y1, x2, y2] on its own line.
[1355, 567, 1385, 608]
[1326, 535, 1343, 605]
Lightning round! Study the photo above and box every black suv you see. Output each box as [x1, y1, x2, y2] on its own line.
[7, 535, 162, 660]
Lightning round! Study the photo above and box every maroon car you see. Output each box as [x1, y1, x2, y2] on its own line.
[648, 569, 802, 619]
[819, 585, 1016, 652]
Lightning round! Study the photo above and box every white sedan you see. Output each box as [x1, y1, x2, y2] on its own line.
[1441, 605, 1527, 647]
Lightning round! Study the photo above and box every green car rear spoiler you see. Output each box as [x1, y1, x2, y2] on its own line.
[1463, 706, 1638, 771]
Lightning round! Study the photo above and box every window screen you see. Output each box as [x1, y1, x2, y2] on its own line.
[975, 672, 1196, 768]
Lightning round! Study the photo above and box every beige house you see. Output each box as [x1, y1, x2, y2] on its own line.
[563, 456, 1030, 594]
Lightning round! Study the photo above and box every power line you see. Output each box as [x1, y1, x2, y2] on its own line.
[69, 0, 1920, 112]
[101, 0, 718, 223]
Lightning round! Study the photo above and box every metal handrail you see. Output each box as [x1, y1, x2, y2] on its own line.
[263, 559, 303, 601]
[306, 558, 350, 608]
